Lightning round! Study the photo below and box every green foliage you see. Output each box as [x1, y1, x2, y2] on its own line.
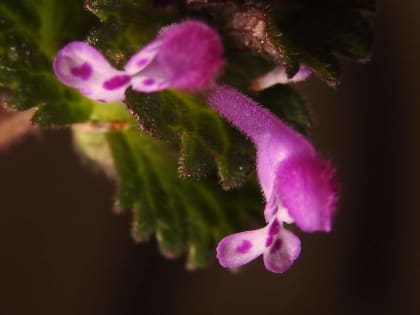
[271, 0, 375, 86]
[253, 85, 311, 134]
[188, 0, 375, 86]
[125, 89, 256, 188]
[108, 128, 261, 268]
[0, 0, 97, 123]
[0, 0, 375, 267]
[73, 102, 262, 268]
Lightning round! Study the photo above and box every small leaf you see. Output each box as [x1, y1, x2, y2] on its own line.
[75, 123, 262, 268]
[179, 132, 215, 178]
[125, 89, 256, 188]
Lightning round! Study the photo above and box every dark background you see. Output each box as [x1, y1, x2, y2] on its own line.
[0, 1, 419, 314]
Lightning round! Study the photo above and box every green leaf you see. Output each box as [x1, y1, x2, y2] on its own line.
[0, 0, 97, 124]
[187, 0, 375, 86]
[271, 0, 375, 85]
[73, 115, 263, 268]
[125, 89, 256, 189]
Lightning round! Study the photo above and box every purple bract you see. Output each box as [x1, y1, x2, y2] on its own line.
[53, 20, 224, 102]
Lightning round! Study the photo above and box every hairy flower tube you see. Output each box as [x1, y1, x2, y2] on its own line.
[53, 20, 223, 102]
[207, 86, 337, 273]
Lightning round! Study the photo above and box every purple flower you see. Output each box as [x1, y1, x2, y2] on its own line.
[53, 20, 223, 103]
[208, 86, 337, 273]
[251, 65, 311, 91]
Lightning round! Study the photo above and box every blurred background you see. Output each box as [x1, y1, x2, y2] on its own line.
[0, 1, 419, 314]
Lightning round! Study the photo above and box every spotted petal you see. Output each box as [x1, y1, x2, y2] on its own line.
[263, 227, 301, 273]
[125, 40, 162, 75]
[53, 41, 130, 102]
[130, 61, 171, 93]
[216, 227, 267, 268]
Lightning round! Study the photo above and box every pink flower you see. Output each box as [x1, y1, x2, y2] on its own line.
[251, 65, 311, 91]
[208, 86, 337, 273]
[53, 20, 223, 102]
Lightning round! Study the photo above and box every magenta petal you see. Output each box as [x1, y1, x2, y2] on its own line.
[207, 86, 315, 151]
[263, 228, 301, 273]
[149, 20, 223, 91]
[125, 41, 162, 75]
[293, 66, 312, 81]
[216, 227, 267, 269]
[264, 199, 294, 225]
[53, 41, 129, 102]
[263, 195, 278, 222]
[255, 114, 315, 200]
[275, 156, 337, 232]
[130, 61, 171, 93]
